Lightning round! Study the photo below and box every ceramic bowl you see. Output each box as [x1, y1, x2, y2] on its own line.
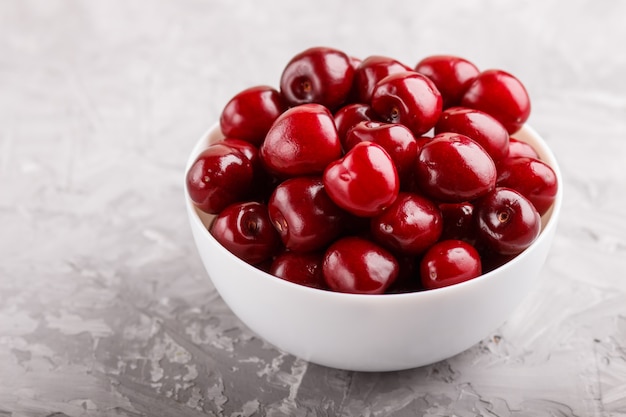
[185, 124, 563, 372]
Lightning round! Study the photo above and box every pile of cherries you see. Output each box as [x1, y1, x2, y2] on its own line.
[186, 46, 558, 294]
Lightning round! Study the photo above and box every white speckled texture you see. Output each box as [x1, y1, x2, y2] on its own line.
[1, 1, 625, 416]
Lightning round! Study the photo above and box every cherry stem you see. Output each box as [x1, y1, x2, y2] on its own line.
[497, 210, 510, 224]
[390, 106, 400, 121]
[301, 80, 312, 93]
[246, 219, 260, 235]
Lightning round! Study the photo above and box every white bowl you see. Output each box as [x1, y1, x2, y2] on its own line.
[185, 124, 563, 372]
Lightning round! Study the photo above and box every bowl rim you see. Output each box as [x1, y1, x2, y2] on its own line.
[185, 123, 563, 302]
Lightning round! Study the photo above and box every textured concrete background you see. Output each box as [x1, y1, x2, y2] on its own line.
[1, 1, 625, 416]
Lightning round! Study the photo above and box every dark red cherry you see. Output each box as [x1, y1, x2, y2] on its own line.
[496, 157, 558, 216]
[434, 106, 510, 162]
[420, 239, 482, 290]
[414, 135, 433, 149]
[186, 143, 254, 214]
[268, 176, 347, 253]
[270, 251, 326, 289]
[333, 103, 377, 144]
[219, 85, 287, 146]
[352, 55, 412, 103]
[475, 187, 541, 255]
[322, 236, 399, 294]
[507, 137, 539, 159]
[221, 137, 275, 202]
[222, 138, 260, 169]
[323, 141, 400, 217]
[415, 55, 480, 108]
[344, 121, 418, 183]
[260, 103, 342, 178]
[371, 71, 443, 136]
[415, 132, 497, 202]
[438, 201, 475, 242]
[370, 192, 442, 255]
[210, 201, 282, 265]
[279, 46, 355, 110]
[461, 69, 531, 134]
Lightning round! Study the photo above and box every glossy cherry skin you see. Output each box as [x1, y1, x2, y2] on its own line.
[270, 251, 326, 289]
[507, 137, 539, 159]
[322, 236, 399, 294]
[496, 156, 558, 216]
[420, 239, 482, 290]
[415, 132, 497, 203]
[210, 201, 282, 265]
[219, 85, 287, 146]
[221, 137, 282, 203]
[349, 55, 362, 70]
[371, 71, 443, 136]
[222, 138, 260, 168]
[186, 143, 254, 214]
[370, 192, 442, 255]
[344, 121, 418, 183]
[474, 187, 541, 255]
[260, 103, 342, 178]
[323, 141, 400, 217]
[415, 55, 480, 109]
[461, 69, 531, 134]
[352, 55, 412, 103]
[268, 176, 347, 253]
[333, 103, 377, 144]
[280, 46, 355, 111]
[435, 106, 510, 162]
[438, 201, 475, 242]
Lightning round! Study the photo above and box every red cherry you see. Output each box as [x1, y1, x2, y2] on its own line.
[415, 132, 497, 202]
[219, 85, 287, 146]
[434, 106, 510, 162]
[414, 136, 433, 149]
[461, 69, 531, 134]
[270, 251, 326, 289]
[371, 71, 443, 136]
[438, 201, 475, 242]
[323, 141, 400, 217]
[221, 137, 276, 202]
[420, 240, 482, 290]
[475, 187, 541, 255]
[333, 103, 377, 144]
[186, 143, 254, 214]
[210, 201, 282, 265]
[322, 236, 399, 294]
[268, 176, 347, 253]
[260, 103, 342, 178]
[415, 55, 480, 108]
[496, 157, 558, 216]
[507, 137, 539, 159]
[222, 138, 260, 168]
[370, 192, 442, 255]
[279, 46, 355, 110]
[352, 55, 412, 103]
[344, 121, 418, 183]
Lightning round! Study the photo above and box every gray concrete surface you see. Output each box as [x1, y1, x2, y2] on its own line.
[1, 1, 625, 416]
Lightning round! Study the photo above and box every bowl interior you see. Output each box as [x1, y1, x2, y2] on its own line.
[185, 123, 563, 275]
